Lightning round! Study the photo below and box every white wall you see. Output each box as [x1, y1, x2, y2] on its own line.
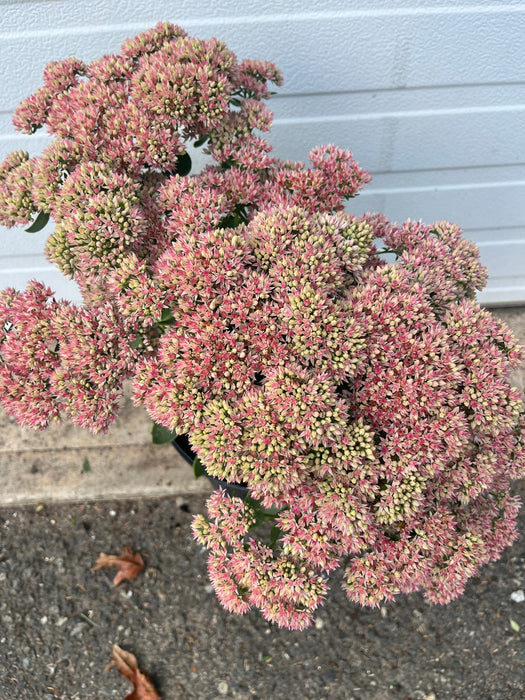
[0, 0, 524, 304]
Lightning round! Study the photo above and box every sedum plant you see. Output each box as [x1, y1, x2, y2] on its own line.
[0, 23, 524, 630]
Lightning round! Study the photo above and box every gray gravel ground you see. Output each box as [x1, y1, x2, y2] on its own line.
[0, 484, 524, 700]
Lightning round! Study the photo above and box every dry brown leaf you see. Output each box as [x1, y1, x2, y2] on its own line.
[91, 546, 145, 586]
[106, 644, 161, 700]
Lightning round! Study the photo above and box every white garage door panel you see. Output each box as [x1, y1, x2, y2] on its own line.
[481, 279, 525, 306]
[0, 0, 402, 34]
[272, 85, 525, 121]
[367, 166, 525, 191]
[2, 7, 525, 109]
[2, 0, 514, 35]
[0, 222, 53, 257]
[347, 182, 525, 232]
[467, 227, 525, 244]
[0, 1, 523, 304]
[0, 133, 52, 163]
[269, 109, 525, 172]
[478, 242, 525, 278]
[484, 282, 525, 301]
[0, 253, 52, 273]
[0, 262, 81, 302]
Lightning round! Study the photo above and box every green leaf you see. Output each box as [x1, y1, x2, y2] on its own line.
[175, 152, 192, 177]
[252, 510, 269, 528]
[220, 156, 235, 171]
[218, 214, 238, 229]
[510, 618, 520, 632]
[244, 494, 279, 528]
[25, 211, 50, 233]
[270, 524, 281, 547]
[193, 135, 208, 148]
[82, 457, 91, 473]
[244, 495, 265, 527]
[151, 422, 178, 444]
[158, 308, 175, 324]
[129, 337, 144, 349]
[193, 457, 207, 479]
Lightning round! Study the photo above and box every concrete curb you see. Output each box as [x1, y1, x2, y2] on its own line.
[0, 308, 523, 506]
[0, 389, 211, 506]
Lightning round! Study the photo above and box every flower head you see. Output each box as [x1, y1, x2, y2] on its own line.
[0, 23, 523, 630]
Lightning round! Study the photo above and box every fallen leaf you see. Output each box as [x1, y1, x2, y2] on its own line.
[106, 644, 161, 700]
[91, 546, 145, 586]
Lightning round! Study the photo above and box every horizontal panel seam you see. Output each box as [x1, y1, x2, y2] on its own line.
[477, 240, 525, 247]
[1, 6, 524, 39]
[273, 105, 525, 124]
[360, 180, 525, 194]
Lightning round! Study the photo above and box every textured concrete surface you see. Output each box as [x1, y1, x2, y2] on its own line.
[1, 490, 524, 699]
[0, 386, 211, 506]
[0, 307, 523, 507]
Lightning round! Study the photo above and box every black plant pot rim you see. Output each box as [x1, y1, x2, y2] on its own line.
[172, 433, 249, 500]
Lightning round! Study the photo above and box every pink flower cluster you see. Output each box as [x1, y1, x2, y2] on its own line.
[0, 281, 139, 432]
[0, 24, 524, 629]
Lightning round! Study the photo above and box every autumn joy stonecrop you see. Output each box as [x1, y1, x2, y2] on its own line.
[0, 22, 524, 629]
